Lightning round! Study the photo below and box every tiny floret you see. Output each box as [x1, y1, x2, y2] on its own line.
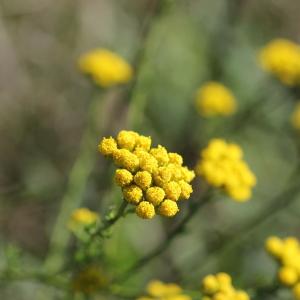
[195, 82, 237, 117]
[68, 208, 99, 232]
[98, 137, 117, 156]
[99, 131, 194, 219]
[136, 201, 155, 219]
[123, 185, 143, 204]
[115, 169, 133, 187]
[158, 200, 179, 217]
[78, 48, 133, 87]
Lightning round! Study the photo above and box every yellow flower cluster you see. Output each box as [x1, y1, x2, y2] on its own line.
[195, 139, 256, 202]
[291, 102, 300, 130]
[265, 236, 300, 299]
[78, 48, 133, 87]
[98, 130, 195, 219]
[259, 39, 300, 85]
[195, 82, 237, 117]
[68, 208, 99, 232]
[137, 280, 191, 300]
[72, 265, 107, 294]
[201, 273, 250, 300]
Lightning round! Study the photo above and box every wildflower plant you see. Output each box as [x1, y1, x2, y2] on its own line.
[98, 130, 195, 219]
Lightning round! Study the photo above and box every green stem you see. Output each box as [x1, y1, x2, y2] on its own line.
[117, 190, 213, 282]
[44, 93, 105, 273]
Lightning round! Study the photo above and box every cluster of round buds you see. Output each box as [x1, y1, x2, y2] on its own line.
[195, 139, 256, 202]
[136, 280, 191, 300]
[265, 236, 300, 298]
[259, 39, 300, 86]
[201, 273, 250, 300]
[98, 130, 195, 219]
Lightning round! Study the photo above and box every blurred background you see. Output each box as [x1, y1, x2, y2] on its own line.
[1, 0, 300, 299]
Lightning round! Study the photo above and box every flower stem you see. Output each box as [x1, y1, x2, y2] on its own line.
[44, 92, 105, 273]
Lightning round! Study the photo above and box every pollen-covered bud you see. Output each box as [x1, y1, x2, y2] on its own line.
[136, 201, 155, 219]
[123, 185, 143, 204]
[98, 137, 117, 156]
[265, 236, 283, 258]
[150, 145, 169, 166]
[146, 187, 165, 206]
[153, 167, 172, 186]
[136, 135, 151, 151]
[202, 275, 219, 295]
[163, 181, 181, 201]
[134, 171, 152, 190]
[178, 180, 193, 200]
[114, 169, 133, 187]
[116, 130, 138, 150]
[158, 199, 179, 217]
[113, 149, 139, 172]
[168, 153, 183, 165]
[135, 150, 158, 173]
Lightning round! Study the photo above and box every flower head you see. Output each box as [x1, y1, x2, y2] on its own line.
[137, 280, 191, 300]
[68, 208, 99, 232]
[201, 273, 250, 300]
[98, 130, 195, 219]
[78, 49, 133, 87]
[195, 139, 256, 202]
[265, 236, 300, 288]
[259, 39, 300, 85]
[195, 82, 237, 117]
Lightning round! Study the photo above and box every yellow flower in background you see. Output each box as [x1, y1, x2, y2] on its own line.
[78, 48, 133, 87]
[201, 273, 250, 300]
[98, 130, 195, 219]
[259, 39, 300, 86]
[68, 208, 99, 232]
[137, 280, 191, 300]
[72, 265, 107, 294]
[195, 139, 256, 202]
[291, 102, 300, 130]
[195, 82, 237, 117]
[265, 236, 300, 288]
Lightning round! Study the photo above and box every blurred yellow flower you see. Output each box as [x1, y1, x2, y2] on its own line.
[195, 82, 237, 117]
[98, 130, 195, 219]
[72, 265, 107, 294]
[291, 102, 300, 130]
[201, 273, 250, 300]
[137, 280, 191, 300]
[259, 39, 300, 86]
[68, 208, 99, 231]
[265, 236, 300, 288]
[195, 139, 256, 202]
[78, 48, 133, 87]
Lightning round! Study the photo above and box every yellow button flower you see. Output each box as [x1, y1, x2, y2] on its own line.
[195, 82, 237, 117]
[259, 39, 300, 86]
[99, 131, 195, 219]
[201, 273, 250, 300]
[137, 280, 191, 300]
[278, 266, 298, 286]
[78, 48, 133, 87]
[68, 208, 99, 232]
[196, 139, 256, 202]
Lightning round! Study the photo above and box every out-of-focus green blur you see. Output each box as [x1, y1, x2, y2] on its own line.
[1, 0, 300, 299]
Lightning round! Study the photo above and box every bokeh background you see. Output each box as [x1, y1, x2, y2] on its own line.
[1, 0, 300, 299]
